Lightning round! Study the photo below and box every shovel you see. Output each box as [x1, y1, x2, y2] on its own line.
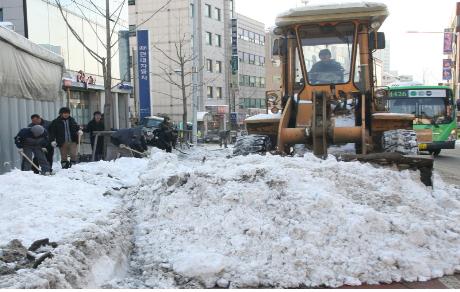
[18, 150, 40, 172]
[119, 144, 149, 157]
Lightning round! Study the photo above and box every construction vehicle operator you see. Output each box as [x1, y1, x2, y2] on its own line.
[309, 48, 344, 84]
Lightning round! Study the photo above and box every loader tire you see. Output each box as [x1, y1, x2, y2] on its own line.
[233, 134, 272, 156]
[382, 129, 418, 155]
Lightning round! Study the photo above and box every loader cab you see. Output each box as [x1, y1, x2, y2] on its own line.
[272, 3, 388, 105]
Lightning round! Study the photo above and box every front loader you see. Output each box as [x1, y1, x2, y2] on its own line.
[234, 2, 434, 186]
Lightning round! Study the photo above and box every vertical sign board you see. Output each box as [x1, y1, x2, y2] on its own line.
[443, 28, 453, 54]
[137, 30, 151, 119]
[231, 18, 238, 75]
[443, 58, 452, 80]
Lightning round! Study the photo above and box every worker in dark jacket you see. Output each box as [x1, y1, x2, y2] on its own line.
[28, 114, 53, 173]
[158, 116, 174, 153]
[48, 107, 83, 169]
[14, 125, 51, 174]
[84, 111, 104, 160]
[111, 127, 147, 158]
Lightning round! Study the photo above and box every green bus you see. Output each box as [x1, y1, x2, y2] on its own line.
[387, 85, 457, 156]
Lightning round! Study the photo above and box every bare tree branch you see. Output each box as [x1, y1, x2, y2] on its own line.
[110, 0, 125, 40]
[154, 45, 181, 66]
[55, 0, 103, 64]
[70, 0, 106, 49]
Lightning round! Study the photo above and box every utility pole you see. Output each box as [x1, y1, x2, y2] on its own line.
[191, 0, 198, 145]
[104, 0, 112, 131]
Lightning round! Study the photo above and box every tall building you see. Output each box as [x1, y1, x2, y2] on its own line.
[129, 0, 233, 129]
[236, 13, 267, 117]
[265, 29, 282, 100]
[0, 0, 131, 127]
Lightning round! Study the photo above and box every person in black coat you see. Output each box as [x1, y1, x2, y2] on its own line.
[111, 127, 147, 158]
[28, 114, 54, 173]
[14, 125, 51, 174]
[84, 111, 105, 160]
[48, 107, 83, 169]
[158, 116, 174, 153]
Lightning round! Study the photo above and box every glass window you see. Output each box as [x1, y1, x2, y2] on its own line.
[205, 31, 212, 45]
[214, 7, 221, 21]
[129, 24, 136, 37]
[300, 23, 355, 85]
[206, 59, 213, 72]
[249, 54, 255, 65]
[190, 3, 194, 18]
[260, 35, 265, 45]
[243, 30, 249, 41]
[239, 74, 244, 85]
[249, 76, 256, 87]
[244, 75, 250, 86]
[207, 86, 213, 98]
[215, 34, 221, 47]
[216, 87, 222, 98]
[261, 77, 266, 88]
[243, 52, 249, 63]
[248, 31, 255, 42]
[205, 4, 211, 18]
[0, 8, 3, 22]
[238, 28, 243, 39]
[255, 77, 261, 87]
[128, 0, 135, 5]
[215, 61, 222, 73]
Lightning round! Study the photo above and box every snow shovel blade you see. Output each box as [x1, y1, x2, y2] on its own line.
[339, 152, 433, 187]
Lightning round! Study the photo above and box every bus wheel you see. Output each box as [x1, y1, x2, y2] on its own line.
[429, 149, 441, 157]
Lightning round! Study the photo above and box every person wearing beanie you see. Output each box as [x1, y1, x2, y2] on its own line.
[28, 114, 54, 173]
[14, 125, 51, 174]
[84, 111, 105, 160]
[48, 107, 83, 169]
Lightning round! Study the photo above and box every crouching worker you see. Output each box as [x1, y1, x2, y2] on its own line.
[14, 125, 51, 175]
[109, 128, 147, 159]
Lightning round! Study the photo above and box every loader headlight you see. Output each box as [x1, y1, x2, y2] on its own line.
[448, 129, 457, 141]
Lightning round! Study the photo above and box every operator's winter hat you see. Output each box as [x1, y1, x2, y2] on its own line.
[31, 125, 45, 137]
[93, 111, 102, 116]
[319, 48, 332, 57]
[59, 107, 71, 115]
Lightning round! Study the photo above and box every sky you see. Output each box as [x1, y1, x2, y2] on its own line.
[235, 0, 458, 85]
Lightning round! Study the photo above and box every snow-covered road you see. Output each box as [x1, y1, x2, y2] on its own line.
[1, 147, 460, 288]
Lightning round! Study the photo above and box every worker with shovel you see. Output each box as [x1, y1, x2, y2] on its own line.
[14, 125, 51, 175]
[48, 107, 83, 169]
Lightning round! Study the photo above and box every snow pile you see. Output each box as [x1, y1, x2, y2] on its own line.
[128, 148, 460, 288]
[0, 157, 149, 288]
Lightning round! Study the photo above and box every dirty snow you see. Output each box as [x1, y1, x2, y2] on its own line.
[1, 146, 460, 288]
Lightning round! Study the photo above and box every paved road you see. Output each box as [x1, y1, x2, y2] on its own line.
[433, 144, 460, 187]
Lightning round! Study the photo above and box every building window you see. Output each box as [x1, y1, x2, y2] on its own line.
[248, 31, 255, 43]
[244, 75, 250, 86]
[216, 87, 222, 98]
[255, 77, 261, 88]
[129, 24, 136, 37]
[190, 3, 194, 18]
[261, 77, 266, 88]
[215, 34, 221, 47]
[249, 76, 256, 87]
[215, 61, 222, 73]
[128, 0, 135, 5]
[205, 4, 211, 18]
[249, 54, 255, 65]
[207, 86, 213, 98]
[0, 8, 3, 22]
[205, 31, 212, 45]
[260, 56, 265, 66]
[214, 7, 221, 21]
[206, 59, 213, 72]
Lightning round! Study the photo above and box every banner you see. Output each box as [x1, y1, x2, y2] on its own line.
[443, 28, 453, 54]
[137, 30, 151, 119]
[231, 18, 239, 76]
[442, 58, 452, 80]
